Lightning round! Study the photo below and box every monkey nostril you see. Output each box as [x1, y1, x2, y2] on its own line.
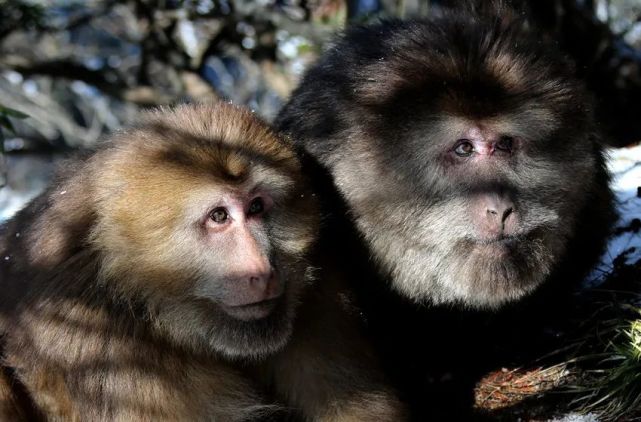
[249, 270, 273, 285]
[485, 203, 514, 226]
[502, 207, 513, 222]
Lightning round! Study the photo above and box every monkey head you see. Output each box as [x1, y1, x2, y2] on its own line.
[277, 11, 614, 309]
[90, 103, 318, 358]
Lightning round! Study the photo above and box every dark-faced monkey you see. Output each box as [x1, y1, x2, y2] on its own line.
[0, 103, 406, 421]
[276, 1, 616, 418]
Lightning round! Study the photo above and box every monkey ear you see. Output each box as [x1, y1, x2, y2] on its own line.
[26, 161, 97, 267]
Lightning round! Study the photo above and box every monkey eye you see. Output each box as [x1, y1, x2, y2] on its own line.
[454, 140, 474, 157]
[495, 136, 514, 152]
[248, 197, 265, 215]
[209, 207, 229, 224]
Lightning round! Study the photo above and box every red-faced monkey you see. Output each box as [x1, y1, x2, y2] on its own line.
[0, 103, 406, 421]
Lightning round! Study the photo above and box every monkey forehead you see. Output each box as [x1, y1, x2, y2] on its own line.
[89, 102, 307, 229]
[94, 153, 299, 228]
[113, 102, 301, 180]
[396, 109, 560, 159]
[337, 18, 589, 125]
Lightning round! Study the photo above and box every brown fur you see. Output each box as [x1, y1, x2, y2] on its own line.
[0, 103, 405, 421]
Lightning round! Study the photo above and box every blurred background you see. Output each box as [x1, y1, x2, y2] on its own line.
[0, 0, 640, 220]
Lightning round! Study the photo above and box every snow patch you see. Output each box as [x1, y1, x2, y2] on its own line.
[587, 144, 641, 286]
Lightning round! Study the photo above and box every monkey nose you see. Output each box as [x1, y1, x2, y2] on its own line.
[486, 203, 513, 225]
[248, 270, 281, 299]
[479, 195, 517, 235]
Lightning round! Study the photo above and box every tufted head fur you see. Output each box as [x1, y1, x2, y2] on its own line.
[277, 3, 615, 308]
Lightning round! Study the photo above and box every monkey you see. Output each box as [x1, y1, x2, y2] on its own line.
[0, 102, 406, 421]
[276, 1, 616, 418]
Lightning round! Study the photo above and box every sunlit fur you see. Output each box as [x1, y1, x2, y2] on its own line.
[277, 5, 615, 309]
[0, 103, 406, 420]
[90, 104, 319, 358]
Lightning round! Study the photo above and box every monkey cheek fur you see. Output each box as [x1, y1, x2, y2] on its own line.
[209, 300, 295, 360]
[154, 294, 296, 360]
[370, 230, 561, 309]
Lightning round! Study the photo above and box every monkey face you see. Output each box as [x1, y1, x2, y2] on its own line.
[168, 169, 316, 358]
[91, 103, 318, 358]
[278, 16, 612, 309]
[337, 110, 597, 309]
[189, 186, 291, 321]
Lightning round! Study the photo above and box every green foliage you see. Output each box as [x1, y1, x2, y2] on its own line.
[571, 308, 641, 421]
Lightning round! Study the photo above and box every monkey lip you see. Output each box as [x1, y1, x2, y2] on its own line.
[220, 297, 283, 321]
[473, 235, 521, 245]
[469, 235, 522, 256]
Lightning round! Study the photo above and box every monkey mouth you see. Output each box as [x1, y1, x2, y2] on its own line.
[467, 233, 524, 247]
[220, 297, 283, 321]
[474, 235, 521, 245]
[466, 235, 524, 258]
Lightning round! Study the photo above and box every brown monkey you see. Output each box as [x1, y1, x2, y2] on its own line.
[0, 103, 405, 421]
